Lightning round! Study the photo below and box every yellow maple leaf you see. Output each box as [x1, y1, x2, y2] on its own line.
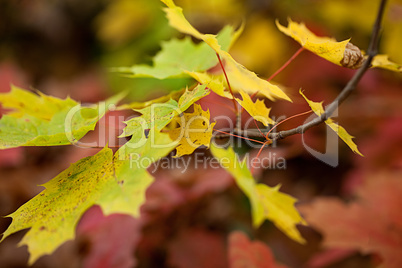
[371, 54, 402, 72]
[187, 72, 276, 126]
[300, 90, 363, 156]
[169, 104, 216, 157]
[255, 184, 307, 243]
[160, 0, 222, 52]
[276, 18, 350, 67]
[185, 71, 232, 99]
[160, 0, 291, 102]
[220, 51, 292, 101]
[210, 144, 307, 243]
[236, 91, 275, 126]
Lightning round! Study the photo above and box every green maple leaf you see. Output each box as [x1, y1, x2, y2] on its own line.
[113, 25, 239, 79]
[210, 144, 307, 243]
[1, 130, 175, 265]
[0, 85, 124, 149]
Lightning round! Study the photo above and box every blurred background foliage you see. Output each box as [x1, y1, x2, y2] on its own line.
[1, 0, 400, 100]
[0, 0, 401, 267]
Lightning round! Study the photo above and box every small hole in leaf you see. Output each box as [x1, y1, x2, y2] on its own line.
[144, 129, 150, 138]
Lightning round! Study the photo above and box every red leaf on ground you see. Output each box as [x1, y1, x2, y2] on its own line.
[228, 231, 288, 268]
[77, 206, 141, 268]
[299, 171, 402, 268]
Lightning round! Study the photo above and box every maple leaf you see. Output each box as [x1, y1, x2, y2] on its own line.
[177, 85, 211, 111]
[114, 25, 240, 79]
[228, 231, 288, 268]
[276, 18, 350, 67]
[235, 91, 275, 126]
[0, 130, 175, 265]
[277, 19, 402, 72]
[186, 72, 276, 126]
[120, 84, 209, 138]
[300, 90, 363, 156]
[160, 0, 291, 102]
[121, 98, 180, 138]
[210, 144, 306, 243]
[77, 206, 141, 268]
[117, 88, 185, 110]
[298, 172, 402, 268]
[160, 0, 223, 52]
[371, 54, 402, 72]
[0, 85, 123, 149]
[186, 71, 232, 99]
[169, 103, 215, 157]
[218, 51, 291, 102]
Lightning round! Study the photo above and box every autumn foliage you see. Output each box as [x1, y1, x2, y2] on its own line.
[0, 0, 401, 267]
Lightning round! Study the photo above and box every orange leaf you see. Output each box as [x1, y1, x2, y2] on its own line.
[228, 231, 288, 268]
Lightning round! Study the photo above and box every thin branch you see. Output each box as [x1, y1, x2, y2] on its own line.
[268, 0, 387, 141]
[215, 0, 387, 142]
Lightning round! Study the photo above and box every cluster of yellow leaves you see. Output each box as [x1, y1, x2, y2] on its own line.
[186, 71, 276, 126]
[300, 90, 363, 156]
[161, 0, 290, 126]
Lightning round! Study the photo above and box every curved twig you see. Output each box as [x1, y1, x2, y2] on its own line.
[216, 0, 387, 142]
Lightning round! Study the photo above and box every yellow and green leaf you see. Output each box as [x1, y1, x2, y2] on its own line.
[1, 130, 175, 265]
[120, 84, 209, 138]
[0, 86, 123, 149]
[186, 71, 232, 99]
[113, 25, 240, 79]
[117, 88, 185, 110]
[210, 144, 307, 243]
[160, 0, 291, 102]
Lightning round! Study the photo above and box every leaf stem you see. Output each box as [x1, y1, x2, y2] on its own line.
[216, 53, 239, 114]
[214, 129, 265, 144]
[240, 46, 305, 115]
[267, 47, 305, 82]
[267, 0, 387, 141]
